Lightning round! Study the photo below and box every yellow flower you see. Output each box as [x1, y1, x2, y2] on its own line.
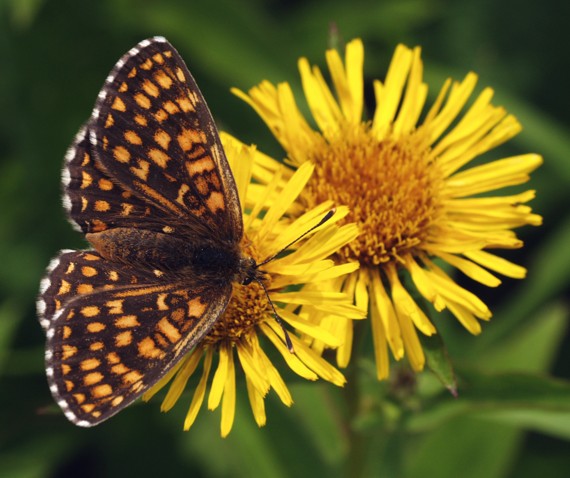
[231, 39, 542, 380]
[143, 136, 362, 437]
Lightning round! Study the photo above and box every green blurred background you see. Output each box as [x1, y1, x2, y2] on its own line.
[1, 0, 569, 477]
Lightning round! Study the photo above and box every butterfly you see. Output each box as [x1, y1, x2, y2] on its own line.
[36, 37, 268, 427]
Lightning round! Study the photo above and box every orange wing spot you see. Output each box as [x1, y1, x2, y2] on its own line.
[81, 266, 98, 277]
[121, 203, 134, 216]
[176, 95, 195, 113]
[194, 175, 210, 196]
[148, 148, 170, 168]
[58, 279, 71, 295]
[115, 315, 140, 328]
[156, 293, 169, 311]
[124, 130, 142, 145]
[123, 370, 143, 385]
[177, 128, 206, 152]
[176, 184, 190, 205]
[134, 114, 148, 126]
[103, 136, 109, 151]
[81, 196, 88, 212]
[81, 358, 101, 371]
[92, 384, 113, 398]
[81, 152, 90, 166]
[111, 396, 124, 407]
[65, 380, 74, 392]
[81, 305, 100, 318]
[170, 307, 185, 324]
[140, 58, 153, 70]
[128, 67, 137, 78]
[115, 330, 133, 347]
[81, 404, 95, 413]
[105, 113, 114, 128]
[89, 341, 104, 351]
[154, 70, 172, 89]
[154, 333, 169, 348]
[91, 411, 102, 419]
[83, 253, 100, 261]
[87, 322, 105, 333]
[106, 352, 120, 364]
[73, 393, 85, 404]
[152, 53, 164, 64]
[134, 181, 183, 215]
[108, 271, 119, 281]
[54, 298, 61, 311]
[111, 363, 129, 375]
[65, 262, 75, 274]
[162, 226, 174, 234]
[154, 109, 168, 123]
[84, 372, 104, 386]
[175, 67, 185, 82]
[65, 309, 75, 321]
[62, 344, 78, 360]
[142, 79, 160, 98]
[164, 50, 172, 58]
[118, 81, 128, 92]
[185, 157, 214, 178]
[63, 325, 72, 339]
[163, 100, 179, 114]
[153, 269, 164, 278]
[130, 159, 150, 181]
[157, 317, 182, 343]
[154, 129, 171, 150]
[188, 297, 207, 318]
[105, 299, 124, 314]
[77, 283, 94, 294]
[113, 145, 131, 163]
[81, 171, 93, 189]
[131, 382, 145, 393]
[206, 191, 225, 213]
[134, 93, 152, 109]
[138, 337, 165, 359]
[94, 200, 111, 212]
[111, 97, 126, 112]
[98, 178, 114, 191]
[62, 364, 71, 375]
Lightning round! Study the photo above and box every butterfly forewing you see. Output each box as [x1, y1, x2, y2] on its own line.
[40, 37, 249, 426]
[62, 125, 172, 234]
[90, 37, 242, 242]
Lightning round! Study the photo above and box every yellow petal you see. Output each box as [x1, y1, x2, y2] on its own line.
[208, 345, 230, 411]
[161, 349, 203, 411]
[464, 249, 527, 279]
[184, 349, 213, 431]
[220, 348, 236, 438]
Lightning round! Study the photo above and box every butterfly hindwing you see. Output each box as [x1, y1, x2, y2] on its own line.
[43, 254, 233, 426]
[89, 37, 242, 242]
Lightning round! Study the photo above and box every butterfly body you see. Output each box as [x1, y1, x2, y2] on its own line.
[85, 227, 250, 285]
[37, 37, 259, 427]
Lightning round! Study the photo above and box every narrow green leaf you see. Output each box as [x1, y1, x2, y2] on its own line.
[420, 332, 457, 396]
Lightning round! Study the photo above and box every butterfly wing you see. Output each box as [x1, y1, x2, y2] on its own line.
[89, 36, 242, 243]
[62, 124, 174, 234]
[41, 250, 231, 426]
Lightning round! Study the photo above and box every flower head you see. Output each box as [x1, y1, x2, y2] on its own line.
[232, 40, 542, 379]
[143, 136, 362, 436]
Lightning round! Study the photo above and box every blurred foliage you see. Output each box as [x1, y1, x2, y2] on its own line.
[0, 0, 569, 477]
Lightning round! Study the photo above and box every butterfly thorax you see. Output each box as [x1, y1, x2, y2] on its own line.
[86, 228, 256, 284]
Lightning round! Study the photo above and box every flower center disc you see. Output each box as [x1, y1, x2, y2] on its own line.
[304, 125, 443, 266]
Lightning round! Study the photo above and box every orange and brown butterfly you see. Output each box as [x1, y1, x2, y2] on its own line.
[37, 37, 269, 427]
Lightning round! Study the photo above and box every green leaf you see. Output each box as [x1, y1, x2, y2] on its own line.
[420, 332, 457, 396]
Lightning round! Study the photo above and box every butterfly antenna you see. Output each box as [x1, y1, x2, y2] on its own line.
[255, 278, 294, 353]
[256, 208, 336, 268]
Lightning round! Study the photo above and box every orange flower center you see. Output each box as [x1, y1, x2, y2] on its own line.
[303, 124, 444, 266]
